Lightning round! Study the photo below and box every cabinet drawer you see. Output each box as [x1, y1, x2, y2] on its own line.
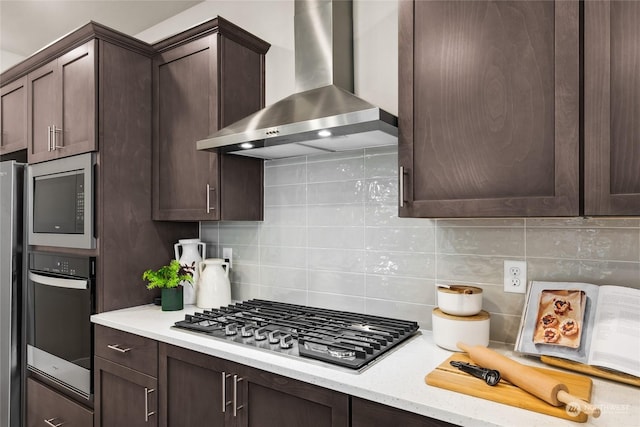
[95, 325, 158, 377]
[27, 378, 93, 427]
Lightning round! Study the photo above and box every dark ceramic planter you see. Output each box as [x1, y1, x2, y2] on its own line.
[161, 287, 183, 311]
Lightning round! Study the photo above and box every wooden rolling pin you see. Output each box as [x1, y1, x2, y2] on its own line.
[457, 342, 601, 418]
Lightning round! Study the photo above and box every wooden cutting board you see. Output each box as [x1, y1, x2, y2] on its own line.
[425, 353, 593, 422]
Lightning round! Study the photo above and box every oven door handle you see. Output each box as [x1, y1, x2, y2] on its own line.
[28, 272, 88, 290]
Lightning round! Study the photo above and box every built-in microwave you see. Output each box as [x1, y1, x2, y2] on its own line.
[27, 153, 96, 249]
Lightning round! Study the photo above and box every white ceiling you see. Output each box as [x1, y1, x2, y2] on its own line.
[0, 0, 202, 60]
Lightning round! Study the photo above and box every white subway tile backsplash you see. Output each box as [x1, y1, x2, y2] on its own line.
[199, 148, 640, 344]
[265, 162, 306, 186]
[365, 251, 435, 278]
[307, 226, 364, 249]
[307, 156, 364, 183]
[307, 180, 365, 205]
[307, 205, 364, 227]
[364, 152, 398, 178]
[260, 266, 307, 289]
[263, 206, 307, 226]
[366, 275, 436, 305]
[219, 225, 260, 246]
[366, 226, 435, 252]
[437, 227, 525, 256]
[526, 227, 639, 261]
[308, 270, 365, 296]
[365, 204, 434, 227]
[307, 292, 366, 313]
[260, 245, 307, 269]
[260, 286, 307, 305]
[307, 248, 366, 273]
[264, 183, 306, 206]
[260, 226, 306, 247]
[365, 178, 397, 205]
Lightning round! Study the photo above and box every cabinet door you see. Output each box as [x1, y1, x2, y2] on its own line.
[26, 378, 93, 427]
[58, 40, 97, 157]
[27, 40, 96, 163]
[237, 365, 349, 427]
[95, 356, 158, 427]
[27, 59, 59, 163]
[0, 76, 28, 155]
[584, 0, 640, 215]
[153, 35, 220, 221]
[398, 0, 580, 217]
[159, 343, 228, 427]
[352, 397, 457, 427]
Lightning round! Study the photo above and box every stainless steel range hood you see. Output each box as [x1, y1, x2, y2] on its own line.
[196, 0, 398, 160]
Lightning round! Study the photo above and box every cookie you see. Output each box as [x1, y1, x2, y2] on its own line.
[540, 312, 558, 328]
[553, 298, 572, 315]
[543, 327, 560, 343]
[560, 319, 580, 336]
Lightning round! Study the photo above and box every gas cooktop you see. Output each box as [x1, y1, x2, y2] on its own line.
[174, 299, 420, 371]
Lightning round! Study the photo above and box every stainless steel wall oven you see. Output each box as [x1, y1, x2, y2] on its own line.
[26, 251, 96, 401]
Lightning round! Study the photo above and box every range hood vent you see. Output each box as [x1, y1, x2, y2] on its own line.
[197, 0, 397, 160]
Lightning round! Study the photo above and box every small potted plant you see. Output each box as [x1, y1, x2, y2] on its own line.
[142, 260, 194, 311]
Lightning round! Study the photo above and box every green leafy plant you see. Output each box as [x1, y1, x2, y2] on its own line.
[142, 259, 193, 290]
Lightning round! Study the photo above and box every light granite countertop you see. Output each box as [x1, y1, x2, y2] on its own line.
[91, 304, 640, 427]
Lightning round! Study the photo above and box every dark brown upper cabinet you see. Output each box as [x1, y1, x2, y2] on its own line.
[27, 40, 97, 163]
[0, 75, 28, 155]
[584, 0, 640, 215]
[2, 22, 198, 312]
[152, 18, 270, 221]
[398, 0, 580, 217]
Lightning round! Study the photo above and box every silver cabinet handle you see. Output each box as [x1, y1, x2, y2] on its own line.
[221, 372, 232, 412]
[47, 126, 52, 151]
[144, 387, 155, 422]
[52, 125, 63, 149]
[399, 166, 406, 208]
[107, 344, 131, 353]
[44, 418, 64, 427]
[206, 184, 216, 214]
[233, 374, 244, 417]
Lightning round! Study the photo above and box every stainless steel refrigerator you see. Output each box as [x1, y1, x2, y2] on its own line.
[0, 160, 25, 427]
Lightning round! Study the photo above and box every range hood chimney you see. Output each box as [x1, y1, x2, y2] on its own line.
[196, 0, 398, 160]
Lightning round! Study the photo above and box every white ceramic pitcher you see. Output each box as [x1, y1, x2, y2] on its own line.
[174, 238, 206, 304]
[196, 258, 231, 309]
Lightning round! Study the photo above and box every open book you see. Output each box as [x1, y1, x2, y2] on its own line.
[515, 281, 640, 378]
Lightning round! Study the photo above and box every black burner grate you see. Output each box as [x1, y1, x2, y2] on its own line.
[174, 299, 420, 370]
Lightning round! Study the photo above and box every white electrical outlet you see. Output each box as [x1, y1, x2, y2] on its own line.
[222, 247, 233, 269]
[504, 260, 527, 294]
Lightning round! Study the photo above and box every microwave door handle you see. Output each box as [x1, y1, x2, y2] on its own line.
[28, 272, 88, 290]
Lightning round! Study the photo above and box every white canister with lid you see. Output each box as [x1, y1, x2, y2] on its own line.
[432, 308, 490, 351]
[196, 258, 231, 309]
[437, 285, 483, 316]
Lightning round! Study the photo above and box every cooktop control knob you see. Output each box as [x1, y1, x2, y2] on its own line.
[268, 330, 281, 344]
[279, 334, 294, 349]
[224, 323, 238, 336]
[240, 325, 254, 338]
[254, 326, 268, 341]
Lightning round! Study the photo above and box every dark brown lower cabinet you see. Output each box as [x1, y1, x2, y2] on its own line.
[159, 343, 349, 427]
[351, 397, 458, 427]
[26, 378, 93, 427]
[239, 364, 349, 427]
[159, 344, 227, 426]
[94, 356, 158, 427]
